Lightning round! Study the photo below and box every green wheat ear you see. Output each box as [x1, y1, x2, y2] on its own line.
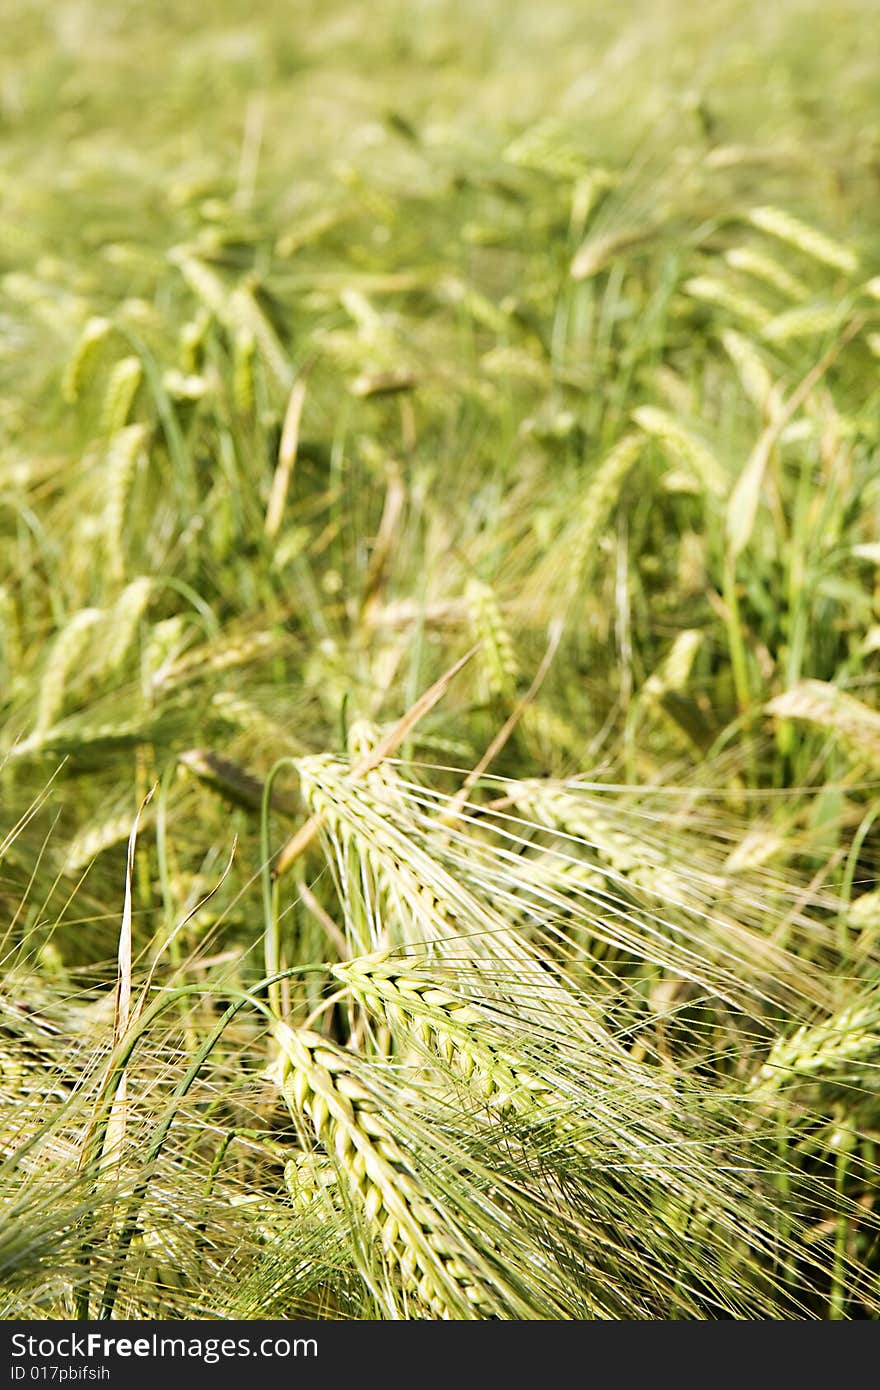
[104, 425, 150, 582]
[633, 406, 728, 496]
[99, 355, 143, 435]
[36, 608, 104, 734]
[465, 579, 519, 701]
[268, 1022, 504, 1319]
[62, 316, 113, 403]
[747, 206, 858, 275]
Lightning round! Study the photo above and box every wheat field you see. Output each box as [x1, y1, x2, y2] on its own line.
[2, 0, 880, 1320]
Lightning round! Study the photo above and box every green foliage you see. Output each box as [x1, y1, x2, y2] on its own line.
[1, 0, 880, 1320]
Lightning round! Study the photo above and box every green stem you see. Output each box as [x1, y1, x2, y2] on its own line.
[261, 757, 301, 1017]
[829, 1120, 853, 1320]
[72, 964, 324, 1320]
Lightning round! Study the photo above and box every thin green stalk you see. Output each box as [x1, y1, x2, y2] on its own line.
[829, 1119, 854, 1321]
[722, 550, 751, 718]
[260, 757, 301, 1017]
[71, 965, 325, 1319]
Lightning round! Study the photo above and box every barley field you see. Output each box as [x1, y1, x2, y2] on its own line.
[2, 0, 880, 1320]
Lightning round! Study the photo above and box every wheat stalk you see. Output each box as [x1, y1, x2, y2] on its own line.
[62, 316, 113, 403]
[331, 950, 786, 1287]
[97, 578, 153, 676]
[64, 810, 145, 873]
[169, 250, 228, 316]
[211, 691, 306, 754]
[505, 780, 833, 1014]
[503, 118, 593, 180]
[747, 206, 858, 275]
[104, 424, 149, 582]
[333, 953, 562, 1114]
[641, 629, 703, 703]
[767, 680, 880, 769]
[466, 579, 518, 701]
[283, 1150, 340, 1219]
[762, 301, 846, 344]
[682, 275, 771, 330]
[570, 433, 643, 567]
[343, 720, 409, 810]
[724, 247, 810, 302]
[10, 713, 152, 759]
[99, 356, 143, 435]
[153, 629, 276, 692]
[527, 433, 643, 606]
[269, 1022, 501, 1318]
[178, 311, 210, 373]
[751, 1001, 880, 1095]
[170, 250, 292, 391]
[295, 752, 619, 1044]
[571, 226, 655, 280]
[633, 406, 728, 496]
[36, 608, 103, 734]
[143, 616, 189, 684]
[721, 329, 783, 419]
[228, 287, 292, 393]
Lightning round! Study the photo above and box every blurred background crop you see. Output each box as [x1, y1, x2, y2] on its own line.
[2, 0, 880, 1321]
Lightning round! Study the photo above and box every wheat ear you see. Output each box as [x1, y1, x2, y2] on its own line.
[269, 1022, 500, 1318]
